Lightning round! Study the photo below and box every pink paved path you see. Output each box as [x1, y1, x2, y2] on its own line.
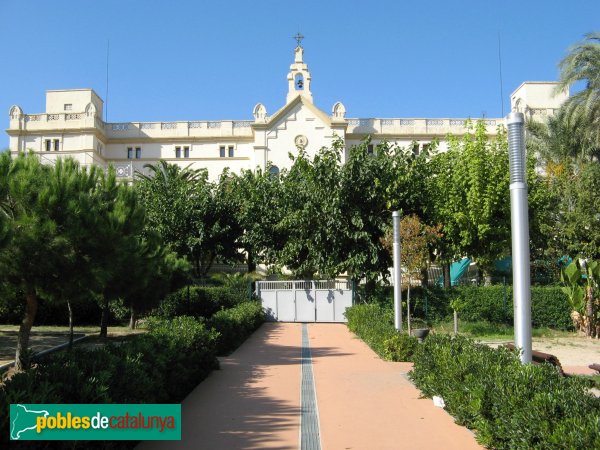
[140, 322, 482, 449]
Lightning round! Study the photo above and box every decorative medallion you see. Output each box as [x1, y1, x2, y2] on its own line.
[295, 135, 308, 148]
[115, 165, 130, 178]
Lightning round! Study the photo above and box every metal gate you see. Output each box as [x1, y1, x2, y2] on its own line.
[256, 280, 353, 323]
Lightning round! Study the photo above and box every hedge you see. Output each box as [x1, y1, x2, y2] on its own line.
[0, 316, 218, 448]
[345, 304, 418, 361]
[0, 303, 267, 449]
[409, 334, 600, 449]
[209, 301, 265, 355]
[366, 285, 572, 330]
[448, 286, 572, 329]
[155, 285, 250, 319]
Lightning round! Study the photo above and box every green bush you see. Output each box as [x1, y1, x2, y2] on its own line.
[409, 334, 600, 449]
[209, 301, 265, 354]
[382, 333, 418, 361]
[451, 286, 572, 330]
[367, 285, 572, 330]
[345, 304, 417, 361]
[346, 304, 396, 358]
[155, 285, 249, 319]
[0, 316, 219, 448]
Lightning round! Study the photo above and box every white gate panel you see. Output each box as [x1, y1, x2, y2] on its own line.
[261, 292, 278, 321]
[295, 289, 316, 322]
[276, 290, 296, 322]
[257, 280, 353, 323]
[334, 290, 353, 322]
[316, 290, 335, 322]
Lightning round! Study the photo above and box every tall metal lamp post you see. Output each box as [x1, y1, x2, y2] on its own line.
[506, 112, 532, 364]
[392, 211, 403, 331]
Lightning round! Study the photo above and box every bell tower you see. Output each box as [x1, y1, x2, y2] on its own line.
[287, 33, 313, 103]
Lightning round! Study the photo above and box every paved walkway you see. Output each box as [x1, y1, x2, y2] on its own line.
[140, 322, 481, 449]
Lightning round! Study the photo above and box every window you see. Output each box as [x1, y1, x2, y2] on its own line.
[219, 146, 226, 158]
[184, 146, 190, 158]
[64, 104, 72, 111]
[53, 139, 60, 151]
[422, 143, 431, 154]
[135, 147, 141, 159]
[228, 146, 234, 158]
[412, 144, 420, 156]
[367, 144, 374, 155]
[127, 147, 133, 159]
[175, 146, 181, 158]
[45, 139, 51, 152]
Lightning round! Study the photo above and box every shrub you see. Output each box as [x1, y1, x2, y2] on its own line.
[345, 304, 396, 358]
[346, 304, 418, 361]
[0, 316, 219, 448]
[382, 333, 418, 361]
[209, 301, 265, 354]
[370, 285, 572, 330]
[409, 334, 600, 449]
[155, 285, 249, 319]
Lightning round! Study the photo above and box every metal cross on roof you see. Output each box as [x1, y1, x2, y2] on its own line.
[293, 32, 304, 47]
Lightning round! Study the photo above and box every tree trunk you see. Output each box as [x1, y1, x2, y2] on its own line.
[364, 279, 376, 301]
[129, 307, 138, 330]
[453, 309, 458, 335]
[67, 299, 74, 351]
[420, 267, 429, 287]
[15, 287, 38, 371]
[247, 250, 256, 273]
[99, 298, 109, 338]
[443, 263, 451, 289]
[586, 286, 595, 337]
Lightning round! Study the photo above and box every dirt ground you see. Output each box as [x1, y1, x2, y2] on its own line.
[485, 336, 600, 374]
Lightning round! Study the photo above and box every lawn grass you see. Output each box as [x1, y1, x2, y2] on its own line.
[431, 320, 574, 341]
[0, 324, 134, 335]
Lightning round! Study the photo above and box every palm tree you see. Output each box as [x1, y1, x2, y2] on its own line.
[526, 109, 592, 173]
[557, 32, 600, 160]
[135, 159, 204, 184]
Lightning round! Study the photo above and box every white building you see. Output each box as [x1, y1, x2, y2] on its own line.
[6, 45, 568, 180]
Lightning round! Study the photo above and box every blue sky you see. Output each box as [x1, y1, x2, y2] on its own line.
[1, 0, 599, 133]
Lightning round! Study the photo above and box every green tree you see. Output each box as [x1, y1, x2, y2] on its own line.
[0, 153, 75, 370]
[382, 214, 441, 331]
[557, 32, 600, 156]
[136, 161, 242, 277]
[428, 121, 511, 280]
[276, 143, 343, 277]
[94, 168, 149, 337]
[229, 167, 284, 270]
[40, 159, 104, 348]
[337, 139, 397, 286]
[526, 109, 597, 262]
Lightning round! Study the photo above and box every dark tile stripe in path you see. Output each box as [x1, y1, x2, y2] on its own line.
[300, 323, 321, 450]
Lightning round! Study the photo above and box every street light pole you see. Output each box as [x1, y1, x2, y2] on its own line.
[392, 211, 403, 331]
[506, 112, 532, 364]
